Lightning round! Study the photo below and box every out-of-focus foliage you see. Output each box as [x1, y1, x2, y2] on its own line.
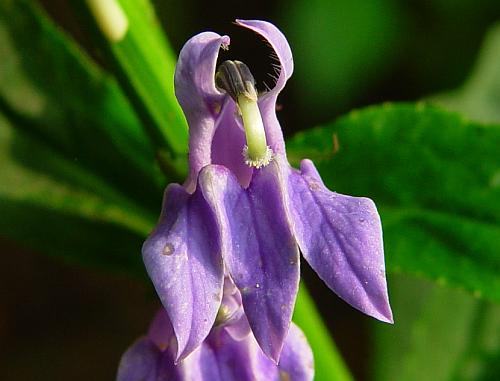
[280, 0, 500, 129]
[75, 0, 189, 160]
[0, 1, 158, 272]
[0, 2, 163, 200]
[282, 0, 403, 113]
[294, 285, 354, 381]
[0, 113, 149, 273]
[373, 275, 500, 381]
[432, 22, 500, 124]
[287, 104, 500, 303]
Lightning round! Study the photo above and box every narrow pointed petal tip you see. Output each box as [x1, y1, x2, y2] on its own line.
[142, 184, 224, 361]
[198, 163, 300, 363]
[283, 158, 393, 324]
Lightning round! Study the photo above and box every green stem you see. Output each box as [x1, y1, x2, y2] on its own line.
[77, 0, 189, 178]
[294, 283, 354, 381]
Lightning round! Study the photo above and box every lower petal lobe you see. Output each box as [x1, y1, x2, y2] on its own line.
[199, 163, 300, 363]
[285, 159, 393, 323]
[142, 184, 224, 360]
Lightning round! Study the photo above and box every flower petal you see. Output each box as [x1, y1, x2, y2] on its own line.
[286, 159, 393, 323]
[236, 19, 294, 156]
[236, 20, 293, 97]
[210, 328, 279, 381]
[147, 308, 175, 352]
[199, 163, 300, 362]
[224, 312, 252, 341]
[174, 31, 229, 191]
[176, 343, 222, 381]
[175, 20, 295, 188]
[278, 323, 315, 381]
[211, 100, 253, 188]
[142, 184, 224, 360]
[116, 337, 160, 381]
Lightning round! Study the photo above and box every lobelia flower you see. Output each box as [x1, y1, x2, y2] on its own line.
[117, 280, 314, 381]
[143, 19, 393, 363]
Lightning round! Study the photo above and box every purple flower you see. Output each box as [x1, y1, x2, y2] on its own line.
[117, 281, 314, 381]
[143, 19, 392, 363]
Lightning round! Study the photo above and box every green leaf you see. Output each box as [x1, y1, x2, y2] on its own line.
[372, 274, 500, 381]
[281, 0, 403, 115]
[0, 0, 166, 210]
[431, 22, 500, 124]
[77, 0, 189, 168]
[0, 112, 155, 272]
[287, 103, 500, 302]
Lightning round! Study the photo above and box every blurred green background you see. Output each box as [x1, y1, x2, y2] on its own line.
[1, 0, 499, 380]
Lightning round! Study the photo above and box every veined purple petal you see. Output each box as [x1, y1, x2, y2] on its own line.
[174, 31, 229, 191]
[236, 19, 294, 156]
[116, 337, 160, 381]
[208, 328, 279, 381]
[199, 163, 300, 362]
[211, 100, 253, 188]
[142, 184, 224, 361]
[278, 323, 315, 381]
[285, 158, 393, 323]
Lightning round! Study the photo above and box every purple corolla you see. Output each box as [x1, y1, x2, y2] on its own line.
[117, 281, 314, 381]
[143, 19, 392, 363]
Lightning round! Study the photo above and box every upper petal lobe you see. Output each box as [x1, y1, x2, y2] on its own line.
[236, 19, 294, 155]
[175, 32, 229, 191]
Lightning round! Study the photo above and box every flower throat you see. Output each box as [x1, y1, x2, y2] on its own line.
[215, 60, 273, 169]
